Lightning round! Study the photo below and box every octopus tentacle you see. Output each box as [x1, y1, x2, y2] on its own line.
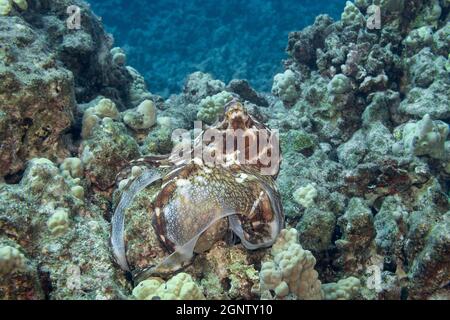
[112, 100, 284, 279]
[226, 166, 285, 249]
[111, 169, 162, 271]
[135, 208, 239, 282]
[114, 154, 173, 186]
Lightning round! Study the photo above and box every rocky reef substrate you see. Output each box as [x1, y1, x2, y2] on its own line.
[0, 0, 449, 300]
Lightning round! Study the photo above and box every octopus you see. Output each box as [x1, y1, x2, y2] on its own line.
[111, 98, 284, 282]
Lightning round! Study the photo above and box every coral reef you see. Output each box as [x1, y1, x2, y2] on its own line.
[0, 158, 129, 299]
[0, 0, 449, 301]
[111, 99, 284, 283]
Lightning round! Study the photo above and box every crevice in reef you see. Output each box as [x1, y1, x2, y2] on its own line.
[4, 169, 25, 185]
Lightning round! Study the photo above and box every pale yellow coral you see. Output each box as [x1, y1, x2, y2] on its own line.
[123, 99, 157, 130]
[133, 278, 164, 299]
[0, 0, 12, 15]
[81, 113, 100, 139]
[60, 157, 83, 179]
[322, 276, 361, 300]
[13, 0, 27, 10]
[197, 91, 233, 124]
[293, 183, 317, 208]
[47, 208, 70, 236]
[0, 245, 25, 276]
[82, 98, 120, 138]
[70, 185, 84, 200]
[260, 228, 323, 300]
[0, 0, 27, 15]
[95, 98, 119, 119]
[133, 273, 205, 300]
[272, 69, 300, 104]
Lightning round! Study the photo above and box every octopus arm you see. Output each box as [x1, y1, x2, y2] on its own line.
[111, 169, 162, 271]
[229, 178, 284, 250]
[138, 208, 238, 279]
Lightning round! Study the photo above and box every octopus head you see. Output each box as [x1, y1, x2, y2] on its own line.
[222, 98, 251, 130]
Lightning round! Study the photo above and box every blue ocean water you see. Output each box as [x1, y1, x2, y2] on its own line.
[89, 0, 346, 97]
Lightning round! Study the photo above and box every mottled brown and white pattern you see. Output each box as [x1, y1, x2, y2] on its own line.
[111, 99, 284, 280]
